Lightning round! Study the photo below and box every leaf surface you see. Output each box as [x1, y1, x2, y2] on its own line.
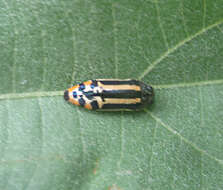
[0, 0, 223, 189]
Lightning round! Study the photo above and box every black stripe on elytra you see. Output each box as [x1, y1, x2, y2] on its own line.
[98, 80, 140, 85]
[90, 101, 99, 110]
[101, 103, 142, 110]
[83, 91, 94, 100]
[100, 90, 141, 99]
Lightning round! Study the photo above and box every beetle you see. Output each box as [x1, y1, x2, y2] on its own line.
[64, 79, 154, 111]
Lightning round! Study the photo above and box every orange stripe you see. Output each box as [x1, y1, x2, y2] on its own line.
[103, 98, 141, 104]
[84, 80, 92, 85]
[68, 85, 79, 92]
[98, 83, 140, 91]
[84, 103, 92, 110]
[69, 98, 79, 106]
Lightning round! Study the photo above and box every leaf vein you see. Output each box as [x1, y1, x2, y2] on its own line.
[76, 108, 87, 163]
[180, 0, 189, 37]
[155, 0, 169, 49]
[1, 79, 222, 100]
[217, 25, 223, 34]
[146, 110, 223, 165]
[69, 21, 78, 86]
[148, 120, 157, 176]
[139, 19, 223, 79]
[33, 9, 47, 91]
[153, 79, 223, 89]
[24, 98, 44, 189]
[199, 87, 204, 133]
[203, 0, 206, 29]
[117, 112, 124, 170]
[0, 101, 9, 162]
[60, 0, 77, 86]
[3, 0, 16, 92]
[0, 91, 63, 101]
[112, 2, 119, 78]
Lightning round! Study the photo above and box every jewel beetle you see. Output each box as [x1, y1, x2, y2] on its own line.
[64, 79, 154, 111]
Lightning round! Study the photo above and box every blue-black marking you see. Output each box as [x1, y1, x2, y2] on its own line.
[79, 83, 85, 91]
[84, 91, 94, 100]
[91, 80, 98, 87]
[78, 98, 86, 107]
[73, 91, 77, 98]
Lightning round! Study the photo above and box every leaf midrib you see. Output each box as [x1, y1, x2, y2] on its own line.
[0, 79, 222, 101]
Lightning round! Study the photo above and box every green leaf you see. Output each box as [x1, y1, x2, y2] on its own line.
[0, 0, 223, 189]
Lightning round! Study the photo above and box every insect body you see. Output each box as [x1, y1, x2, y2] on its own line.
[64, 79, 154, 111]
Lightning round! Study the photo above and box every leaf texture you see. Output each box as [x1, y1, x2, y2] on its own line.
[0, 0, 223, 189]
